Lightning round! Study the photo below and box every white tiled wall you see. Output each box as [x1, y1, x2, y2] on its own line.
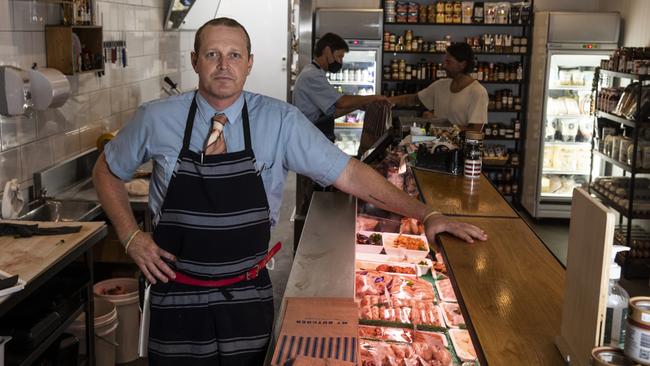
[0, 0, 195, 198]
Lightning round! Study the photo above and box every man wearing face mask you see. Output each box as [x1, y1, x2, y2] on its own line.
[292, 32, 389, 142]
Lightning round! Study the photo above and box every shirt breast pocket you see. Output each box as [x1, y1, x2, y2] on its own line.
[255, 160, 273, 175]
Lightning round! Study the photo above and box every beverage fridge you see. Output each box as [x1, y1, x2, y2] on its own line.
[314, 8, 383, 155]
[522, 12, 620, 218]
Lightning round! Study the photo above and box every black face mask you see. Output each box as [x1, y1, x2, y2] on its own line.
[327, 61, 343, 73]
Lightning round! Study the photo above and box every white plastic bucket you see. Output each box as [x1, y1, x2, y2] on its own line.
[66, 298, 118, 366]
[94, 278, 140, 363]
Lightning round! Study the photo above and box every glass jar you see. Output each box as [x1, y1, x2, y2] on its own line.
[464, 131, 483, 179]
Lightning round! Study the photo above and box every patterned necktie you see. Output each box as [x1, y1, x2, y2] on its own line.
[205, 113, 227, 155]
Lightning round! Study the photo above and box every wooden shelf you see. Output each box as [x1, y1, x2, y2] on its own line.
[45, 25, 104, 75]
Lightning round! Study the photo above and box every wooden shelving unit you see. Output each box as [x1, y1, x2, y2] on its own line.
[45, 25, 103, 75]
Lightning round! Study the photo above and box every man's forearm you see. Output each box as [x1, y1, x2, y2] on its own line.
[334, 95, 383, 117]
[334, 159, 430, 222]
[388, 93, 419, 107]
[93, 153, 140, 244]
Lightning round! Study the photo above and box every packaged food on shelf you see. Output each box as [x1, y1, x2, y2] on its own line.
[359, 338, 453, 366]
[436, 278, 458, 302]
[358, 325, 414, 343]
[383, 232, 430, 260]
[441, 302, 466, 328]
[355, 260, 418, 276]
[449, 329, 478, 362]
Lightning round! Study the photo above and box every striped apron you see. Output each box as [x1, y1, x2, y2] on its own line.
[148, 94, 274, 365]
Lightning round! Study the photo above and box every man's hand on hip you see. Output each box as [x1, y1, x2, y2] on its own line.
[127, 232, 177, 284]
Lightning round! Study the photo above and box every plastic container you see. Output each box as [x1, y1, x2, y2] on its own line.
[66, 298, 118, 366]
[382, 233, 429, 260]
[93, 278, 140, 363]
[355, 231, 385, 254]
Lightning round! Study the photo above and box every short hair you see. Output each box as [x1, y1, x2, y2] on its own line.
[194, 17, 252, 56]
[314, 33, 349, 57]
[446, 43, 476, 74]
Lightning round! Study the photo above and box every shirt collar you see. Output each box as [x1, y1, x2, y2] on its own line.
[195, 91, 245, 126]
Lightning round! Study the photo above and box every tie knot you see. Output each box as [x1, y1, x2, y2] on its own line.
[212, 113, 228, 126]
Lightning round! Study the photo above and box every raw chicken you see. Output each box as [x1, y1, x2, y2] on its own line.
[435, 279, 457, 302]
[441, 302, 465, 327]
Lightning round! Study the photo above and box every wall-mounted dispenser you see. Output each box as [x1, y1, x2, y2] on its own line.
[29, 68, 70, 110]
[0, 66, 29, 116]
[0, 66, 70, 116]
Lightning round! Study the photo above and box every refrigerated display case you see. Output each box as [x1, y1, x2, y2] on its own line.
[522, 11, 620, 218]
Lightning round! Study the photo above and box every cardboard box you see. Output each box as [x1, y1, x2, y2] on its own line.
[271, 297, 358, 366]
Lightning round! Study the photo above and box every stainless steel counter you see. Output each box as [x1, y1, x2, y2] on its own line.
[266, 191, 356, 363]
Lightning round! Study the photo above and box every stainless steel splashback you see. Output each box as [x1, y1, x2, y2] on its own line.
[34, 149, 99, 199]
[314, 8, 383, 40]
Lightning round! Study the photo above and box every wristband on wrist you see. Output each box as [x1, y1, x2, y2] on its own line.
[422, 210, 442, 225]
[123, 228, 141, 254]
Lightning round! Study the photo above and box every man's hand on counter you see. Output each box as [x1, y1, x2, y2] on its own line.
[424, 213, 487, 244]
[126, 231, 176, 284]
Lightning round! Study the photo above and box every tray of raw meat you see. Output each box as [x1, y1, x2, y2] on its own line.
[435, 278, 457, 303]
[441, 302, 466, 328]
[449, 329, 478, 363]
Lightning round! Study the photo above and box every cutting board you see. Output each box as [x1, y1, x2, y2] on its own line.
[556, 188, 615, 365]
[0, 220, 105, 284]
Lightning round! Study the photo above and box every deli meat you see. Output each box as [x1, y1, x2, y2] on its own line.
[359, 338, 453, 366]
[358, 325, 414, 343]
[435, 279, 457, 302]
[441, 302, 465, 327]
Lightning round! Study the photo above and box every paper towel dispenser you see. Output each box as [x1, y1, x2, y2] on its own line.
[0, 66, 28, 116]
[0, 66, 70, 116]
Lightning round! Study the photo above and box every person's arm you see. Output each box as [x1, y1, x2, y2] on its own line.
[334, 95, 389, 117]
[333, 159, 487, 243]
[388, 93, 420, 107]
[93, 154, 176, 284]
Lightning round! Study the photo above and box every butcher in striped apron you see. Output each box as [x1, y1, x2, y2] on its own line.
[147, 93, 278, 365]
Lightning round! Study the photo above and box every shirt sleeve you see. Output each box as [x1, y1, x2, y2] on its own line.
[467, 84, 489, 125]
[302, 71, 343, 116]
[416, 81, 437, 111]
[103, 105, 152, 181]
[282, 106, 350, 186]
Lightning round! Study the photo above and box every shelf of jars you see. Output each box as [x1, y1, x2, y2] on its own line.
[384, 1, 531, 27]
[383, 78, 523, 84]
[597, 111, 641, 128]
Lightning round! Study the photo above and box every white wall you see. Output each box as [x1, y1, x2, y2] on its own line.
[0, 0, 182, 195]
[534, 0, 599, 11]
[599, 0, 650, 47]
[178, 0, 290, 101]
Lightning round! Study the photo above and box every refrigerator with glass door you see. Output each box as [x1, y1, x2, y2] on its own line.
[314, 9, 383, 155]
[522, 12, 620, 218]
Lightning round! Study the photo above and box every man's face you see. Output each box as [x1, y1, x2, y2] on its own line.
[191, 25, 253, 102]
[326, 46, 346, 65]
[443, 53, 466, 77]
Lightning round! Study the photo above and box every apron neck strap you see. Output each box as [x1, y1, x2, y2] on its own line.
[181, 91, 199, 151]
[181, 92, 252, 152]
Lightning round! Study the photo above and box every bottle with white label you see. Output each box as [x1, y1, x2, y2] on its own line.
[604, 246, 630, 348]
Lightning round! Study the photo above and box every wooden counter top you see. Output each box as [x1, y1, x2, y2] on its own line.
[438, 216, 565, 365]
[413, 168, 518, 218]
[0, 220, 106, 284]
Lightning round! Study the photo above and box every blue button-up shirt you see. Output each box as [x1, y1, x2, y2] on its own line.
[292, 63, 342, 124]
[104, 91, 350, 225]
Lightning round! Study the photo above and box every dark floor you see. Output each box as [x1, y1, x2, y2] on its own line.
[519, 208, 570, 266]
